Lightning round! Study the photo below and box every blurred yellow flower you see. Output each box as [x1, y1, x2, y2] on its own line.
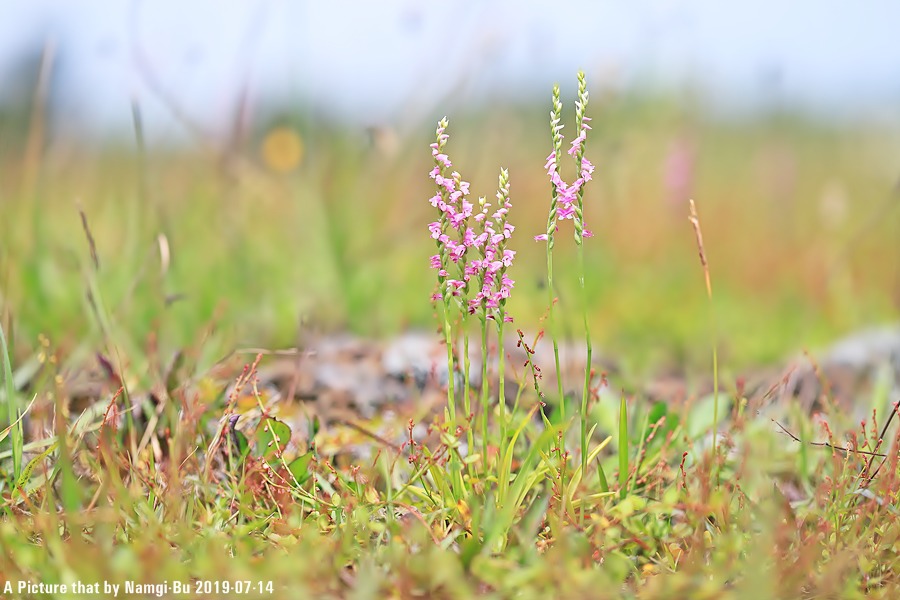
[261, 127, 304, 173]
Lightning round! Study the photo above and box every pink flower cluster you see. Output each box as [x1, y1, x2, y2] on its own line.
[466, 177, 515, 321]
[534, 115, 595, 242]
[535, 77, 595, 246]
[427, 120, 515, 321]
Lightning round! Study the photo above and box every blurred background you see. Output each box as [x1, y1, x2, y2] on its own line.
[1, 0, 899, 378]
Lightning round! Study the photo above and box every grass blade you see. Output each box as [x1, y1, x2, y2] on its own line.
[0, 322, 22, 479]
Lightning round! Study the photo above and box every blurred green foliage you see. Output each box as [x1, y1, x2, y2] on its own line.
[1, 97, 898, 376]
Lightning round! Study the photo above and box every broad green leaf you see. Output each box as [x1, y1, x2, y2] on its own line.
[254, 417, 291, 463]
[687, 393, 732, 440]
[288, 452, 313, 485]
[645, 401, 677, 445]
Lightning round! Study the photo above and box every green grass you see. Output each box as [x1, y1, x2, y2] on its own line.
[1, 95, 899, 597]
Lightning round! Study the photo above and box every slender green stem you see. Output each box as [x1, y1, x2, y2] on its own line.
[481, 322, 489, 471]
[572, 70, 608, 495]
[705, 301, 720, 491]
[462, 316, 475, 477]
[578, 245, 592, 480]
[711, 323, 720, 465]
[497, 315, 507, 449]
[441, 302, 456, 425]
[546, 246, 566, 424]
[689, 199, 719, 483]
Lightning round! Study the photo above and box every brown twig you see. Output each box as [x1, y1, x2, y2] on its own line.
[335, 419, 403, 453]
[860, 401, 900, 485]
[772, 418, 887, 458]
[78, 205, 100, 271]
[688, 200, 712, 299]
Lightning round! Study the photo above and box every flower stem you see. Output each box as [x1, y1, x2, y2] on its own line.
[462, 314, 475, 476]
[481, 320, 490, 470]
[688, 199, 719, 484]
[441, 301, 456, 426]
[578, 247, 590, 473]
[497, 314, 507, 448]
[547, 246, 566, 424]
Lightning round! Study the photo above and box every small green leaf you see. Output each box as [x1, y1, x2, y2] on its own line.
[644, 401, 678, 448]
[647, 400, 667, 423]
[16, 441, 59, 491]
[597, 459, 610, 493]
[646, 402, 666, 437]
[233, 430, 251, 461]
[604, 550, 638, 584]
[309, 414, 321, 440]
[226, 415, 251, 463]
[287, 452, 313, 485]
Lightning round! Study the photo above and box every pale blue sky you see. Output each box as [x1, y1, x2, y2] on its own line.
[1, 0, 899, 140]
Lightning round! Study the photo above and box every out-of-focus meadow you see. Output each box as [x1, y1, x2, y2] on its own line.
[2, 91, 898, 378]
[5, 7, 900, 597]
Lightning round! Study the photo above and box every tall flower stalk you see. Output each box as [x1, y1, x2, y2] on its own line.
[428, 119, 516, 471]
[428, 118, 460, 426]
[470, 195, 493, 465]
[492, 170, 514, 446]
[534, 72, 607, 491]
[571, 73, 594, 481]
[466, 175, 516, 465]
[541, 85, 567, 424]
